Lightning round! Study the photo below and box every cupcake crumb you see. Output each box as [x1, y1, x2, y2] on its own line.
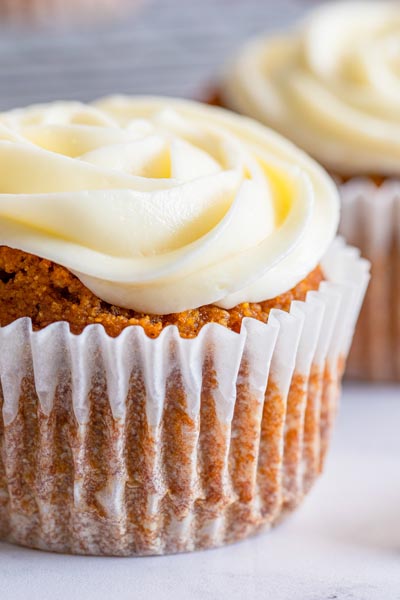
[0, 246, 323, 338]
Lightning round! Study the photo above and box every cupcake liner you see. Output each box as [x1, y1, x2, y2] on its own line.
[0, 238, 369, 556]
[340, 179, 400, 381]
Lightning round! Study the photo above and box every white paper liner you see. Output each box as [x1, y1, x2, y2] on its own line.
[0, 238, 369, 556]
[340, 179, 400, 380]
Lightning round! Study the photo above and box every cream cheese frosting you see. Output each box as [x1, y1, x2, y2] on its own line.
[223, 1, 400, 176]
[0, 96, 339, 314]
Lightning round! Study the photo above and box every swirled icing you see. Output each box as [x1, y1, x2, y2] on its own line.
[0, 96, 339, 313]
[223, 2, 400, 175]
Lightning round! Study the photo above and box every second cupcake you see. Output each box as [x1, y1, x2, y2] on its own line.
[221, 1, 399, 381]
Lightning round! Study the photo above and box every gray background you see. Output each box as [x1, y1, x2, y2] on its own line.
[0, 0, 319, 109]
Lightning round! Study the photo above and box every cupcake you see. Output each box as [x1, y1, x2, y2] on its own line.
[221, 1, 400, 381]
[0, 96, 368, 555]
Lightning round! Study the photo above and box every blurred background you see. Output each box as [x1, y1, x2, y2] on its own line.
[0, 0, 323, 109]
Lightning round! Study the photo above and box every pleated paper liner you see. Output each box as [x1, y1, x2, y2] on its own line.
[340, 180, 400, 381]
[0, 238, 369, 555]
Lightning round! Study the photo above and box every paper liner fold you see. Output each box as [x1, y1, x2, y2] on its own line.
[340, 179, 400, 380]
[0, 238, 369, 555]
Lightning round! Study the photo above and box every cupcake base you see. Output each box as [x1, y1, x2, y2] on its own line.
[0, 239, 369, 555]
[340, 179, 400, 381]
[0, 333, 341, 555]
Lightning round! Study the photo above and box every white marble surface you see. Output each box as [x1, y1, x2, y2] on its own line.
[1, 383, 399, 600]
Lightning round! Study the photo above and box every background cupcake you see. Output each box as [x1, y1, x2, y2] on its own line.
[221, 1, 400, 381]
[0, 96, 368, 555]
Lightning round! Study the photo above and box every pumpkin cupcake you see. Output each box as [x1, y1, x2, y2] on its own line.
[0, 96, 368, 555]
[221, 1, 400, 381]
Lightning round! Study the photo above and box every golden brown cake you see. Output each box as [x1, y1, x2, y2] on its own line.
[0, 96, 369, 555]
[0, 245, 324, 338]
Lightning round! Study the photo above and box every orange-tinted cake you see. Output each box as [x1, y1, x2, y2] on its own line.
[0, 245, 324, 338]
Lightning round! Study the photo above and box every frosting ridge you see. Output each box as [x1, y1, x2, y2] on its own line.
[0, 96, 339, 313]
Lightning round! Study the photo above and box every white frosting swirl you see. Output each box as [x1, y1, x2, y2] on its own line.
[223, 1, 400, 175]
[0, 96, 338, 314]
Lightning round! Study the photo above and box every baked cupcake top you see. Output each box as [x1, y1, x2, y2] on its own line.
[223, 1, 400, 176]
[0, 96, 338, 314]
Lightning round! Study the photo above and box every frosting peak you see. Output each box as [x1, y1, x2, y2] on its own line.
[0, 96, 339, 313]
[223, 1, 400, 175]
